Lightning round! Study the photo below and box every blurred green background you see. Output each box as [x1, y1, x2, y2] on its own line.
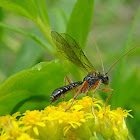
[0, 0, 140, 139]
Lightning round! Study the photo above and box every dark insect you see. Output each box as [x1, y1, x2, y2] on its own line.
[50, 31, 139, 111]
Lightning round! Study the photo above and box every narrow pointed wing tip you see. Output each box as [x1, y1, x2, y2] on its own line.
[51, 30, 56, 37]
[51, 30, 55, 36]
[51, 31, 58, 36]
[51, 31, 60, 41]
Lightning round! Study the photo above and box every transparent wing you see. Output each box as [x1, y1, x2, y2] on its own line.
[51, 31, 98, 74]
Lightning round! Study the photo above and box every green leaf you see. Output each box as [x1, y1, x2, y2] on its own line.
[34, 0, 50, 26]
[0, 0, 53, 50]
[9, 38, 44, 76]
[0, 22, 53, 52]
[109, 7, 140, 139]
[119, 69, 140, 140]
[111, 6, 140, 107]
[0, 0, 38, 21]
[0, 60, 68, 115]
[67, 0, 94, 48]
[0, 8, 4, 39]
[0, 0, 50, 24]
[115, 69, 140, 108]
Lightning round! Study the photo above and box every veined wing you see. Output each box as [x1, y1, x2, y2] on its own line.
[51, 31, 98, 74]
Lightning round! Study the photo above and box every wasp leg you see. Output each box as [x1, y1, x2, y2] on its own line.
[72, 90, 75, 98]
[99, 88, 114, 113]
[63, 76, 73, 101]
[92, 80, 102, 113]
[62, 95, 66, 101]
[65, 81, 88, 112]
[92, 80, 102, 100]
[64, 75, 79, 98]
[64, 75, 73, 86]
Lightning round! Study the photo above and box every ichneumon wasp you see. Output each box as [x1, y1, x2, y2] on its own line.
[50, 31, 139, 111]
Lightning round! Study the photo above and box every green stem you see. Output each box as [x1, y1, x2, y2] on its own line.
[0, 22, 49, 51]
[35, 17, 55, 53]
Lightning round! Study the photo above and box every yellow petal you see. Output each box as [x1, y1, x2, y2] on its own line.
[63, 125, 71, 136]
[33, 126, 39, 136]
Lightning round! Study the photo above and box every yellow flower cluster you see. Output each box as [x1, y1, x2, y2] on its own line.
[0, 97, 132, 140]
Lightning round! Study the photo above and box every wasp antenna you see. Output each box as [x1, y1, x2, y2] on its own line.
[94, 38, 105, 74]
[105, 44, 140, 75]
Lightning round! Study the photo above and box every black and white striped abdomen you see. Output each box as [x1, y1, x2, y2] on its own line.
[50, 81, 83, 104]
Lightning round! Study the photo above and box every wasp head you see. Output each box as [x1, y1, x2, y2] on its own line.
[98, 74, 109, 85]
[102, 74, 109, 85]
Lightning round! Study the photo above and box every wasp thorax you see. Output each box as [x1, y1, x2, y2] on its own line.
[83, 72, 99, 87]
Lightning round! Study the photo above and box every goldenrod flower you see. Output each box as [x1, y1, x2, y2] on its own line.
[16, 133, 37, 140]
[0, 96, 133, 140]
[20, 110, 46, 136]
[0, 112, 30, 140]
